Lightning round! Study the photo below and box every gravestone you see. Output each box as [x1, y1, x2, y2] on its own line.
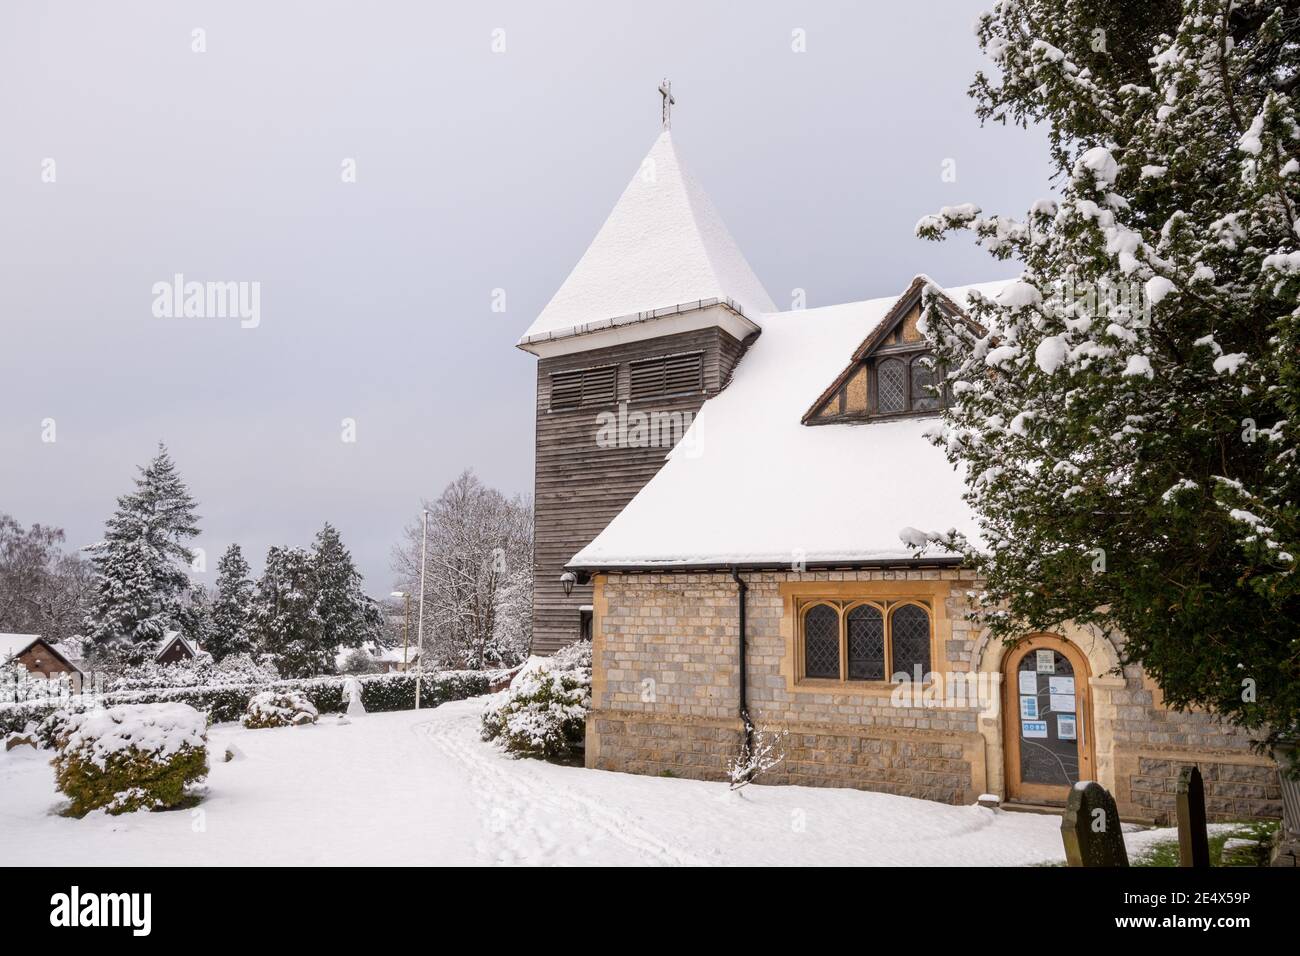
[1061, 781, 1129, 866]
[1176, 765, 1209, 868]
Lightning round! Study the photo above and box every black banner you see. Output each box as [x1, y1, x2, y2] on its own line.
[0, 864, 1287, 940]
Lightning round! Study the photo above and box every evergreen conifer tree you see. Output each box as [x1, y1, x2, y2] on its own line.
[85, 444, 200, 665]
[209, 544, 256, 662]
[914, 0, 1299, 747]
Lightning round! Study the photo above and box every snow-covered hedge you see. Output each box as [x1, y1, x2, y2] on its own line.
[243, 691, 318, 728]
[0, 669, 502, 740]
[481, 641, 591, 759]
[106, 653, 278, 693]
[49, 702, 209, 817]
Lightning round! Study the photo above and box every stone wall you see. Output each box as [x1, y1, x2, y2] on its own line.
[1108, 664, 1280, 822]
[588, 569, 987, 804]
[589, 569, 1282, 822]
[1123, 755, 1281, 822]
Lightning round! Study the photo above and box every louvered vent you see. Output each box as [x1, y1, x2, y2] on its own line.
[549, 365, 617, 410]
[629, 352, 703, 401]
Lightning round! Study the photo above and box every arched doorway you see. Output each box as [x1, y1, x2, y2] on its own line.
[1002, 634, 1096, 804]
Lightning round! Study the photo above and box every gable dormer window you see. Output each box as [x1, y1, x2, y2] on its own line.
[875, 358, 907, 413]
[909, 355, 942, 412]
[802, 278, 970, 426]
[866, 351, 944, 417]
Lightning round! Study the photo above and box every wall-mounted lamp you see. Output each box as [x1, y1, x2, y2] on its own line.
[560, 571, 577, 597]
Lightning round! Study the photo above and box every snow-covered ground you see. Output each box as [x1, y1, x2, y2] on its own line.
[0, 699, 1178, 866]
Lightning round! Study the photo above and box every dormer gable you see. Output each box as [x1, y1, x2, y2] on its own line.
[802, 276, 970, 425]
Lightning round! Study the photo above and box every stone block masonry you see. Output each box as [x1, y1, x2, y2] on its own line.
[588, 569, 1282, 821]
[587, 570, 985, 804]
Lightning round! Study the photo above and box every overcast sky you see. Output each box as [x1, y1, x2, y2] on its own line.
[0, 1, 1049, 592]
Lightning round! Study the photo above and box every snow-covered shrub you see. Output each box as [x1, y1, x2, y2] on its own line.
[480, 641, 591, 759]
[339, 648, 382, 674]
[242, 690, 319, 728]
[49, 702, 208, 817]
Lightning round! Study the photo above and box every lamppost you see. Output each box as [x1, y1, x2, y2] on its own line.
[415, 508, 430, 709]
[390, 591, 411, 673]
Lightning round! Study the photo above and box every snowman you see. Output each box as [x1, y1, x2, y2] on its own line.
[342, 676, 366, 717]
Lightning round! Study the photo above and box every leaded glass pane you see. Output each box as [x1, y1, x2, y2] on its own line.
[804, 605, 839, 679]
[890, 604, 931, 680]
[876, 359, 906, 413]
[846, 605, 885, 680]
[910, 356, 941, 411]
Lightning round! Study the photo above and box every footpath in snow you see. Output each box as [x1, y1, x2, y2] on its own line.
[0, 698, 1172, 866]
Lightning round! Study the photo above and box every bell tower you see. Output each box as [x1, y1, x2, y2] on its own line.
[517, 87, 774, 653]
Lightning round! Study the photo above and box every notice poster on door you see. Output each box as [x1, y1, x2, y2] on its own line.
[1057, 714, 1077, 740]
[1049, 694, 1076, 713]
[1036, 650, 1055, 673]
[1021, 720, 1048, 739]
[1019, 696, 1038, 719]
[1018, 671, 1038, 695]
[1049, 676, 1075, 696]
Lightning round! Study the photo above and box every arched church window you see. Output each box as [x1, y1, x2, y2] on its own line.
[890, 604, 932, 680]
[846, 604, 885, 680]
[803, 604, 840, 679]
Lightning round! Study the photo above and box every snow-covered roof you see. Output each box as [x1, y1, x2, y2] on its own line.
[375, 645, 418, 664]
[517, 131, 776, 349]
[52, 640, 85, 663]
[155, 631, 197, 658]
[335, 642, 419, 669]
[0, 633, 42, 662]
[568, 279, 1013, 569]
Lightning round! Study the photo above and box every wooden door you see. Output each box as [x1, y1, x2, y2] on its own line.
[1003, 634, 1095, 804]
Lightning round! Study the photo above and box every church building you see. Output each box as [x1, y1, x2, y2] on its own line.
[516, 97, 1280, 824]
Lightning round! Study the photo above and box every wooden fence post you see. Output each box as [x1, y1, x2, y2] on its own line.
[1061, 782, 1129, 866]
[1176, 765, 1210, 868]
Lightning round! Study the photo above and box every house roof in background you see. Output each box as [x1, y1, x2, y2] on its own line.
[155, 631, 197, 659]
[375, 645, 418, 664]
[0, 633, 42, 662]
[1, 632, 85, 675]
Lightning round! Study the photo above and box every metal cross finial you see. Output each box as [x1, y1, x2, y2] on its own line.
[658, 78, 675, 130]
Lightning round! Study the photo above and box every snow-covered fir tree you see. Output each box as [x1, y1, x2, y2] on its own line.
[84, 444, 201, 665]
[311, 523, 384, 657]
[249, 526, 382, 677]
[178, 584, 217, 652]
[251, 545, 323, 678]
[208, 543, 256, 662]
[914, 0, 1299, 747]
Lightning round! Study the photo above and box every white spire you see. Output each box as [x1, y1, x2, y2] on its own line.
[518, 131, 775, 348]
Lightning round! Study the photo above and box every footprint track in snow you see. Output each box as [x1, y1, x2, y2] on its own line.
[413, 714, 707, 866]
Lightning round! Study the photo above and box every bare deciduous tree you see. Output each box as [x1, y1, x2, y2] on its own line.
[391, 470, 532, 670]
[0, 514, 93, 642]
